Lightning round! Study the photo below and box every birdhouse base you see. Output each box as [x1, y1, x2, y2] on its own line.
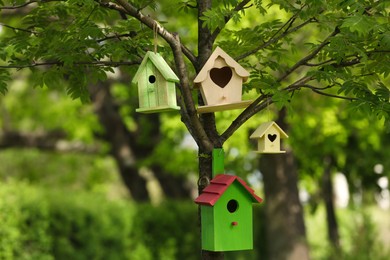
[255, 150, 286, 154]
[136, 105, 180, 113]
[197, 100, 253, 114]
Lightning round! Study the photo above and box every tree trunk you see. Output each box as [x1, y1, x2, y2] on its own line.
[198, 149, 225, 260]
[89, 81, 193, 200]
[89, 82, 149, 201]
[198, 148, 224, 259]
[322, 156, 340, 250]
[259, 109, 310, 260]
[151, 164, 193, 199]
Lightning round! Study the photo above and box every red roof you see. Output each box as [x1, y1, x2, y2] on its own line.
[194, 174, 263, 206]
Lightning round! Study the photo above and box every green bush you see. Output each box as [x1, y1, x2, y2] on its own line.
[0, 182, 139, 259]
[0, 181, 52, 260]
[47, 191, 136, 260]
[0, 182, 201, 259]
[0, 181, 269, 259]
[132, 201, 200, 260]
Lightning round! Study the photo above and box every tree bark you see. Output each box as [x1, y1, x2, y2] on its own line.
[198, 148, 224, 260]
[89, 81, 193, 200]
[89, 82, 149, 201]
[322, 156, 340, 250]
[259, 109, 310, 260]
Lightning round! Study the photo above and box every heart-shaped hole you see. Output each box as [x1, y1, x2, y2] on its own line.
[268, 134, 277, 142]
[210, 67, 232, 88]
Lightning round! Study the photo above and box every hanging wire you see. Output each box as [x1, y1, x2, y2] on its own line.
[267, 96, 271, 121]
[153, 22, 158, 53]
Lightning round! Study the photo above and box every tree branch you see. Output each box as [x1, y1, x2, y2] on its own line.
[304, 50, 390, 68]
[0, 0, 63, 10]
[170, 34, 213, 151]
[96, 33, 135, 43]
[219, 94, 271, 143]
[0, 23, 38, 35]
[297, 84, 359, 101]
[111, 0, 197, 65]
[210, 0, 252, 43]
[278, 28, 340, 82]
[235, 7, 313, 61]
[0, 60, 141, 69]
[0, 0, 38, 9]
[0, 130, 100, 153]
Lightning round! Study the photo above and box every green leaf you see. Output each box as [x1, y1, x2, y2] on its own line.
[341, 15, 376, 36]
[43, 67, 63, 89]
[272, 90, 290, 110]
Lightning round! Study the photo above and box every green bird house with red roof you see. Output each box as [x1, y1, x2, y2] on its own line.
[194, 174, 263, 252]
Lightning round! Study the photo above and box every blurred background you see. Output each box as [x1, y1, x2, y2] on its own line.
[1, 1, 389, 260]
[1, 73, 389, 259]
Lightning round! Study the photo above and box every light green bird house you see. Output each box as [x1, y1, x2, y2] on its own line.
[250, 121, 288, 154]
[194, 174, 263, 252]
[132, 51, 180, 113]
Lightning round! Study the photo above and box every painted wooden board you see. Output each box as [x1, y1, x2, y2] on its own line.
[195, 174, 263, 251]
[194, 47, 250, 109]
[212, 148, 225, 178]
[136, 104, 180, 113]
[132, 51, 180, 113]
[197, 100, 253, 114]
[250, 121, 288, 154]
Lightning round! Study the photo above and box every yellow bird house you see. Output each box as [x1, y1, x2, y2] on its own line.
[250, 121, 288, 154]
[194, 47, 252, 113]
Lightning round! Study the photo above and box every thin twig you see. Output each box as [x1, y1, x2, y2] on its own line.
[210, 0, 252, 43]
[0, 23, 37, 35]
[299, 84, 358, 101]
[96, 33, 134, 43]
[277, 28, 340, 82]
[109, 0, 197, 65]
[0, 0, 38, 9]
[0, 60, 141, 69]
[0, 0, 64, 10]
[235, 5, 312, 61]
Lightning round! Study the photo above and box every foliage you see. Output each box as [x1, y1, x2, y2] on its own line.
[0, 181, 266, 259]
[1, 0, 389, 130]
[1, 1, 390, 258]
[2, 180, 389, 260]
[306, 205, 390, 260]
[288, 90, 390, 207]
[132, 201, 200, 260]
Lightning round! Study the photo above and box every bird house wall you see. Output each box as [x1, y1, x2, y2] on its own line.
[137, 61, 176, 109]
[137, 61, 157, 108]
[201, 184, 254, 251]
[200, 76, 243, 106]
[261, 127, 281, 153]
[200, 57, 244, 106]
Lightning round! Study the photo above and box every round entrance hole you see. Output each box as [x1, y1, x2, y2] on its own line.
[149, 75, 156, 83]
[227, 199, 238, 213]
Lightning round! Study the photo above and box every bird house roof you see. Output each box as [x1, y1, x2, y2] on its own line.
[193, 47, 250, 86]
[132, 51, 179, 84]
[249, 121, 288, 139]
[194, 174, 263, 206]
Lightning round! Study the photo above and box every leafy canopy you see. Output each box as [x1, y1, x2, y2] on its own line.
[0, 0, 389, 134]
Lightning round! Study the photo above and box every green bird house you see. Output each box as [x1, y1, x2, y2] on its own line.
[132, 51, 180, 113]
[194, 174, 263, 252]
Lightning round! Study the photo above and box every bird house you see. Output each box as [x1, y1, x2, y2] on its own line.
[250, 121, 288, 154]
[132, 51, 180, 113]
[194, 174, 263, 252]
[194, 47, 252, 113]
